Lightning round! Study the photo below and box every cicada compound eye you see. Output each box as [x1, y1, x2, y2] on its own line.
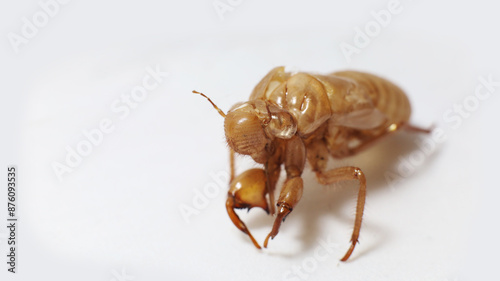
[224, 106, 268, 159]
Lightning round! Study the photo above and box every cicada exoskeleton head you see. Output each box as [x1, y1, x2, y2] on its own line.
[193, 90, 297, 163]
[225, 100, 296, 163]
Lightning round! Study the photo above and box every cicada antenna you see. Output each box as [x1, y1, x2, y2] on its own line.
[193, 90, 226, 118]
[193, 90, 234, 182]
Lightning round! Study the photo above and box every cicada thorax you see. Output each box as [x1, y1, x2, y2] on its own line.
[249, 67, 334, 136]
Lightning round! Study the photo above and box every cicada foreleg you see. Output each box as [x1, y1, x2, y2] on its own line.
[226, 168, 270, 249]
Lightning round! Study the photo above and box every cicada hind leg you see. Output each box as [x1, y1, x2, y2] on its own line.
[307, 139, 367, 261]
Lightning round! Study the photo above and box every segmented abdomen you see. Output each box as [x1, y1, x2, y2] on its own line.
[332, 71, 412, 128]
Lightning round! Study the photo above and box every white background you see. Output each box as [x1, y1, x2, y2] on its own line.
[1, 0, 499, 280]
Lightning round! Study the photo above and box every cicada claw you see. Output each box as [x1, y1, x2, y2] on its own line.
[226, 168, 269, 249]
